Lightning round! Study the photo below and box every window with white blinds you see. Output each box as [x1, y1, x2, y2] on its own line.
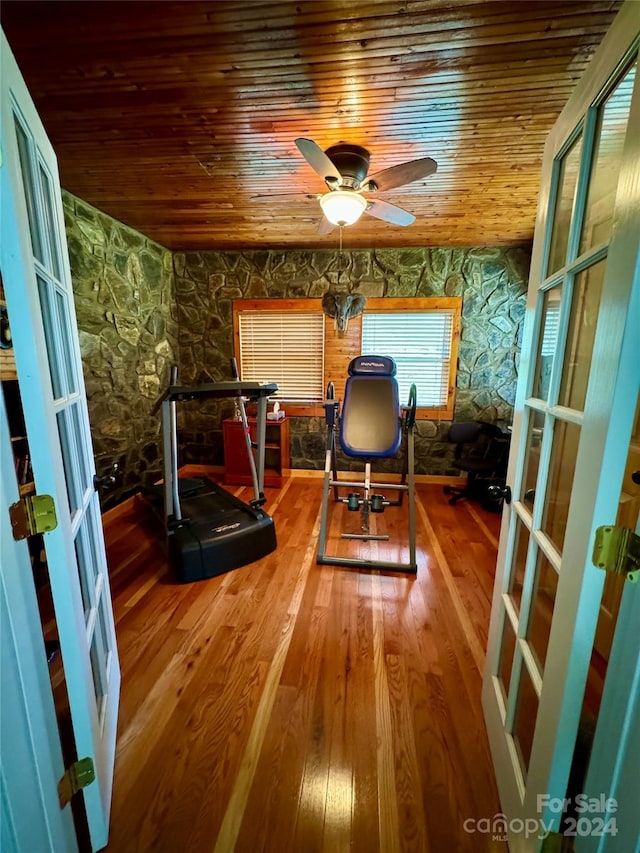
[361, 311, 455, 406]
[540, 303, 561, 356]
[238, 311, 325, 402]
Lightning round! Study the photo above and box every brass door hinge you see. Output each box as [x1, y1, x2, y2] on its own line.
[9, 493, 57, 540]
[592, 525, 640, 583]
[58, 757, 95, 809]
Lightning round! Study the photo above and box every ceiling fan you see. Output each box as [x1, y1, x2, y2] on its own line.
[293, 137, 438, 234]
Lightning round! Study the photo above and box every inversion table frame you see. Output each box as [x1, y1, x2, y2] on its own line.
[316, 358, 417, 573]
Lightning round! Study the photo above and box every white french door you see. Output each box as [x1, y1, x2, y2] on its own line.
[0, 385, 77, 852]
[1, 30, 120, 850]
[483, 3, 640, 850]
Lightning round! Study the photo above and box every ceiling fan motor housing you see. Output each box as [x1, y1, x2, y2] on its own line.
[324, 143, 370, 189]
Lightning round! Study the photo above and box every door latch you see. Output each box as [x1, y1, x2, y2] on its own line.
[592, 525, 640, 583]
[93, 462, 119, 491]
[486, 484, 512, 504]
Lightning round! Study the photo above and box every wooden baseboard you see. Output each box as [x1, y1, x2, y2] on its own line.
[101, 466, 466, 522]
[101, 492, 140, 527]
[170, 464, 464, 486]
[286, 468, 465, 486]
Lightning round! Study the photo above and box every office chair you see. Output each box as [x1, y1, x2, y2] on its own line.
[443, 421, 510, 509]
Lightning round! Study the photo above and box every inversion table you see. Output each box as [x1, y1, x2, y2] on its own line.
[317, 355, 417, 573]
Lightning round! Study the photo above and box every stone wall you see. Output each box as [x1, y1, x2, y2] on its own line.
[64, 193, 178, 508]
[64, 197, 530, 497]
[174, 247, 530, 476]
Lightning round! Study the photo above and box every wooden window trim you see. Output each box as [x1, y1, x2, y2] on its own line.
[233, 296, 461, 419]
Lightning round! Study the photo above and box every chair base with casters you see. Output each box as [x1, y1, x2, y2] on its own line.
[316, 355, 417, 573]
[443, 421, 510, 510]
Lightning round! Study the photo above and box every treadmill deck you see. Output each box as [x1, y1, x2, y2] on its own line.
[167, 477, 277, 582]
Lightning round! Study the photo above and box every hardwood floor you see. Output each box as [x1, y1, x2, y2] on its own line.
[103, 477, 505, 852]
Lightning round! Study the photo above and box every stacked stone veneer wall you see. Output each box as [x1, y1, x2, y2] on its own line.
[64, 193, 178, 508]
[174, 247, 530, 476]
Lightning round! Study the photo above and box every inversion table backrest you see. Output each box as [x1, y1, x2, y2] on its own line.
[339, 355, 401, 458]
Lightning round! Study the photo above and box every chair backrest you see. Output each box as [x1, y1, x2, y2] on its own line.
[448, 420, 510, 471]
[479, 423, 510, 473]
[447, 422, 482, 446]
[339, 355, 401, 458]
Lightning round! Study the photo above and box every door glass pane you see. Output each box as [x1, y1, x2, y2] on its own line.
[559, 261, 606, 411]
[498, 614, 517, 701]
[74, 526, 92, 620]
[508, 518, 530, 613]
[580, 61, 636, 254]
[37, 275, 63, 399]
[90, 626, 106, 712]
[13, 116, 44, 264]
[70, 402, 90, 490]
[56, 290, 78, 395]
[521, 408, 545, 508]
[532, 287, 561, 401]
[98, 594, 113, 668]
[542, 419, 581, 553]
[526, 551, 559, 673]
[547, 134, 583, 275]
[512, 662, 540, 777]
[57, 409, 80, 515]
[39, 164, 62, 280]
[87, 507, 104, 587]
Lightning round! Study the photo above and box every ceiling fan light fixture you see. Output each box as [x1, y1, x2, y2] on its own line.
[320, 190, 367, 226]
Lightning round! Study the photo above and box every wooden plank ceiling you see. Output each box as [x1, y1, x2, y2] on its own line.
[1, 0, 622, 251]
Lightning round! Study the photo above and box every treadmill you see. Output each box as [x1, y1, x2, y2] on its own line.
[154, 376, 278, 583]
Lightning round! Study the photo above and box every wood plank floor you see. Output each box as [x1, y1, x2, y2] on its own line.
[103, 477, 505, 852]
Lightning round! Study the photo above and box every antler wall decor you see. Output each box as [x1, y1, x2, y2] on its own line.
[321, 227, 367, 337]
[322, 290, 366, 338]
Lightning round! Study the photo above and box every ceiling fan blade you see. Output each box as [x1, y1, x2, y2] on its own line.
[295, 138, 343, 185]
[364, 157, 437, 192]
[365, 199, 415, 226]
[317, 215, 336, 236]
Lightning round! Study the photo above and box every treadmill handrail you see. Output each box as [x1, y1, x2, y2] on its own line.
[152, 381, 277, 414]
[159, 380, 278, 520]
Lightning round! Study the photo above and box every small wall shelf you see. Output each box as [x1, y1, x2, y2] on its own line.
[223, 417, 290, 487]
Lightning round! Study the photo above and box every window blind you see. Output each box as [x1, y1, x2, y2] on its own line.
[540, 303, 560, 356]
[361, 311, 454, 406]
[238, 312, 325, 402]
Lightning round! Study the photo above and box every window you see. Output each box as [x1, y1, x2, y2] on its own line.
[361, 297, 460, 419]
[234, 296, 460, 418]
[235, 300, 325, 404]
[362, 311, 455, 408]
